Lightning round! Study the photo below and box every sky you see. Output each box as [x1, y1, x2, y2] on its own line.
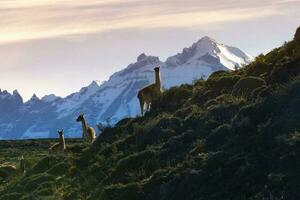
[0, 0, 299, 101]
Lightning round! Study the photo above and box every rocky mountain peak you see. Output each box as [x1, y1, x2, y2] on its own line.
[12, 90, 23, 103]
[78, 80, 100, 94]
[137, 53, 147, 62]
[29, 94, 40, 102]
[0, 90, 23, 103]
[12, 90, 19, 95]
[41, 94, 59, 103]
[0, 90, 9, 95]
[89, 80, 100, 87]
[116, 54, 161, 77]
[166, 36, 219, 67]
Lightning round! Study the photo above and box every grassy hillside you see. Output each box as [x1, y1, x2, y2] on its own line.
[0, 139, 86, 198]
[1, 27, 300, 200]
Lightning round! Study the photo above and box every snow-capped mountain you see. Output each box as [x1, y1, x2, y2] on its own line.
[0, 37, 253, 139]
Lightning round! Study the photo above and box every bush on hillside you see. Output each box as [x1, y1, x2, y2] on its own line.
[0, 164, 17, 180]
[251, 85, 271, 99]
[207, 70, 230, 80]
[245, 55, 272, 77]
[152, 84, 193, 113]
[132, 115, 181, 150]
[206, 75, 241, 93]
[28, 156, 63, 175]
[206, 124, 232, 150]
[0, 192, 22, 200]
[191, 88, 218, 106]
[47, 161, 70, 176]
[160, 131, 197, 162]
[110, 150, 159, 183]
[205, 94, 245, 109]
[268, 59, 300, 83]
[207, 101, 243, 123]
[232, 76, 266, 98]
[22, 173, 55, 192]
[101, 182, 144, 200]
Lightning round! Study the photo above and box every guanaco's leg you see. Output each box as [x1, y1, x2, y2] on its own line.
[139, 98, 144, 116]
[146, 102, 150, 113]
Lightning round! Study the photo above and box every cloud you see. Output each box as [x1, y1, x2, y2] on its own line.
[0, 0, 296, 44]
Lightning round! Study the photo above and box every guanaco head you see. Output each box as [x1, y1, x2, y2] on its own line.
[154, 66, 160, 72]
[76, 114, 84, 122]
[18, 155, 24, 161]
[58, 129, 64, 136]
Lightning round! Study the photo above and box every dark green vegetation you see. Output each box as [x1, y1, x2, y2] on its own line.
[0, 139, 85, 199]
[1, 27, 300, 200]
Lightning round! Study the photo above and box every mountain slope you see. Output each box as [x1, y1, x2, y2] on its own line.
[0, 37, 252, 139]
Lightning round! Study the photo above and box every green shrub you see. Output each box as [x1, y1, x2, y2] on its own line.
[161, 169, 205, 200]
[182, 108, 205, 131]
[204, 99, 218, 108]
[34, 181, 56, 196]
[207, 70, 230, 80]
[29, 156, 62, 175]
[135, 128, 176, 151]
[47, 161, 70, 176]
[207, 75, 241, 93]
[63, 190, 84, 200]
[251, 85, 271, 99]
[232, 76, 266, 97]
[0, 165, 17, 180]
[0, 192, 22, 200]
[110, 150, 159, 183]
[161, 131, 196, 162]
[101, 182, 144, 200]
[207, 103, 241, 123]
[192, 89, 218, 106]
[66, 144, 86, 154]
[22, 173, 55, 192]
[205, 94, 245, 111]
[245, 55, 272, 76]
[207, 124, 232, 150]
[268, 59, 300, 84]
[174, 104, 200, 119]
[152, 84, 193, 113]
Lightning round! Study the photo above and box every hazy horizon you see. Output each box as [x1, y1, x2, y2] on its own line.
[0, 0, 299, 101]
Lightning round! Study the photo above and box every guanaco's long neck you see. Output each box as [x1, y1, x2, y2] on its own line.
[59, 134, 65, 149]
[155, 70, 161, 89]
[81, 117, 88, 132]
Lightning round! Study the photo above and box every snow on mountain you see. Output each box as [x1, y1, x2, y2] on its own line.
[166, 36, 251, 70]
[57, 80, 100, 116]
[0, 37, 253, 139]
